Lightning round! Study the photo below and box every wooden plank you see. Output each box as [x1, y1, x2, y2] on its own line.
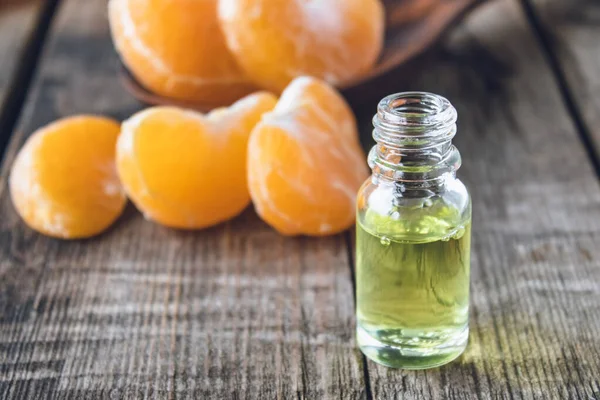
[358, 0, 600, 398]
[0, 0, 44, 145]
[523, 0, 600, 161]
[0, 0, 367, 398]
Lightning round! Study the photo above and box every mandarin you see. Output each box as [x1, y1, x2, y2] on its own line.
[247, 77, 368, 236]
[108, 0, 255, 105]
[218, 0, 385, 93]
[9, 116, 126, 239]
[116, 92, 277, 229]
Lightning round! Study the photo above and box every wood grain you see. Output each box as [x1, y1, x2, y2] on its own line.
[356, 0, 600, 398]
[523, 0, 600, 160]
[0, 0, 366, 398]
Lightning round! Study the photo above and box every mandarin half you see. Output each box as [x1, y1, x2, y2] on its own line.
[218, 0, 385, 93]
[116, 92, 277, 230]
[109, 0, 255, 105]
[247, 77, 369, 236]
[9, 116, 126, 239]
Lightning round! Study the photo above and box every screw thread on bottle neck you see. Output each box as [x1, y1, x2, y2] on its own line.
[370, 92, 461, 187]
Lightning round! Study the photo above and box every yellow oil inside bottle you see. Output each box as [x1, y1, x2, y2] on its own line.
[356, 208, 471, 369]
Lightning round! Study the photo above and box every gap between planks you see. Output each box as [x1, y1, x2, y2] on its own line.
[0, 0, 62, 164]
[344, 230, 374, 400]
[519, 0, 600, 179]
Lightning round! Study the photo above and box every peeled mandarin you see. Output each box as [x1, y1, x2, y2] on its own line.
[9, 116, 126, 239]
[247, 76, 369, 236]
[218, 0, 385, 93]
[108, 0, 255, 105]
[116, 92, 277, 229]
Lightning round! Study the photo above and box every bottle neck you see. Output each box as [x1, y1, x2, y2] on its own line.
[369, 92, 461, 191]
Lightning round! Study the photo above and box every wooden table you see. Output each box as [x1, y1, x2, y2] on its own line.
[1, 0, 599, 398]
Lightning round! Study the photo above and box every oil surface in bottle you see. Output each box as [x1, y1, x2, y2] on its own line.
[356, 210, 471, 369]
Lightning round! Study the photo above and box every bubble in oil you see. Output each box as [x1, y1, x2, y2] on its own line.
[380, 236, 391, 246]
[452, 227, 466, 240]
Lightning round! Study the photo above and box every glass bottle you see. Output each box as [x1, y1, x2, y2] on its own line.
[356, 92, 472, 369]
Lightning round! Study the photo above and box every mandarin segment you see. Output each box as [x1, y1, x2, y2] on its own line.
[109, 0, 255, 105]
[116, 92, 277, 229]
[9, 116, 126, 239]
[218, 0, 385, 93]
[247, 77, 369, 236]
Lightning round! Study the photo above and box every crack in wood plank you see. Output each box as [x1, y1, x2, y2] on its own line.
[0, 0, 60, 163]
[519, 0, 600, 178]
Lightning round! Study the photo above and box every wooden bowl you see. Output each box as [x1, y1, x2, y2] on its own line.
[120, 0, 484, 111]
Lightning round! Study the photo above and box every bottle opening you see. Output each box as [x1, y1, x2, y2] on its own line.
[374, 92, 457, 139]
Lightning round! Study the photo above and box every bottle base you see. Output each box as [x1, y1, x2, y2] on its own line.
[357, 325, 468, 369]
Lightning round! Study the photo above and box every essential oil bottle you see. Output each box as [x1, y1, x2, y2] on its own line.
[356, 92, 471, 369]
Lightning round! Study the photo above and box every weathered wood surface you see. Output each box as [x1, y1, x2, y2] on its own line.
[0, 0, 43, 143]
[0, 0, 366, 398]
[524, 0, 600, 159]
[359, 0, 600, 398]
[1, 0, 600, 398]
